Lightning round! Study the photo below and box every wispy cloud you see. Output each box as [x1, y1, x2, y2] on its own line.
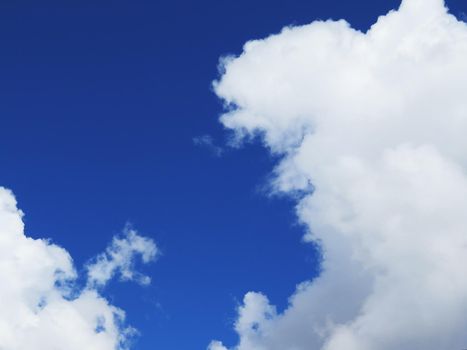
[193, 134, 224, 156]
[86, 225, 158, 288]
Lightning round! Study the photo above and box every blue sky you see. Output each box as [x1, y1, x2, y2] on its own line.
[1, 1, 467, 349]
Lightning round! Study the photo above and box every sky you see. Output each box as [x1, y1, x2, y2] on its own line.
[2, 0, 467, 349]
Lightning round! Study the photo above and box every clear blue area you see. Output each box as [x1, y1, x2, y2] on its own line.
[0, 0, 464, 349]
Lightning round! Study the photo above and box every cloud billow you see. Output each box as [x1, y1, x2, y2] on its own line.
[86, 226, 158, 288]
[0, 187, 157, 350]
[210, 0, 467, 349]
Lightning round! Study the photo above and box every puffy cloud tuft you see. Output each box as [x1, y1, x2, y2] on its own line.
[86, 226, 158, 288]
[210, 0, 467, 349]
[0, 187, 157, 350]
[208, 341, 229, 350]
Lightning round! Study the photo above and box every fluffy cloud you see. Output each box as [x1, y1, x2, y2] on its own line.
[87, 226, 158, 287]
[210, 0, 467, 349]
[0, 187, 157, 350]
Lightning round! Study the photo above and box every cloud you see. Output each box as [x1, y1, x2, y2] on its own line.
[208, 341, 229, 350]
[210, 0, 467, 349]
[86, 225, 158, 288]
[0, 187, 157, 350]
[193, 134, 224, 156]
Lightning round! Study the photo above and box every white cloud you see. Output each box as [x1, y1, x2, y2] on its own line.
[0, 187, 157, 350]
[208, 341, 229, 350]
[86, 225, 158, 288]
[210, 0, 467, 349]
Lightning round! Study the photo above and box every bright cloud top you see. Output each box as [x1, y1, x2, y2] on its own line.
[0, 187, 157, 350]
[210, 0, 467, 349]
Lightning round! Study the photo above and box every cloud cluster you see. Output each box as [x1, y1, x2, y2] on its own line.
[0, 187, 157, 350]
[210, 0, 467, 349]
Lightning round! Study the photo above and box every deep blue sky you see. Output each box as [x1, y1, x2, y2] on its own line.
[0, 0, 465, 349]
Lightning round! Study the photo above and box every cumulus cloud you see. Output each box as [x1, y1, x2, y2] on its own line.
[0, 187, 157, 350]
[210, 0, 467, 349]
[86, 226, 158, 288]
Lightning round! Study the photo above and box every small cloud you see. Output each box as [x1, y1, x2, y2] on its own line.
[86, 225, 158, 288]
[193, 134, 224, 157]
[207, 341, 228, 350]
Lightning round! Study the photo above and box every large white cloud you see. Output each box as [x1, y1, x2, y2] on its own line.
[0, 187, 157, 350]
[209, 0, 467, 349]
